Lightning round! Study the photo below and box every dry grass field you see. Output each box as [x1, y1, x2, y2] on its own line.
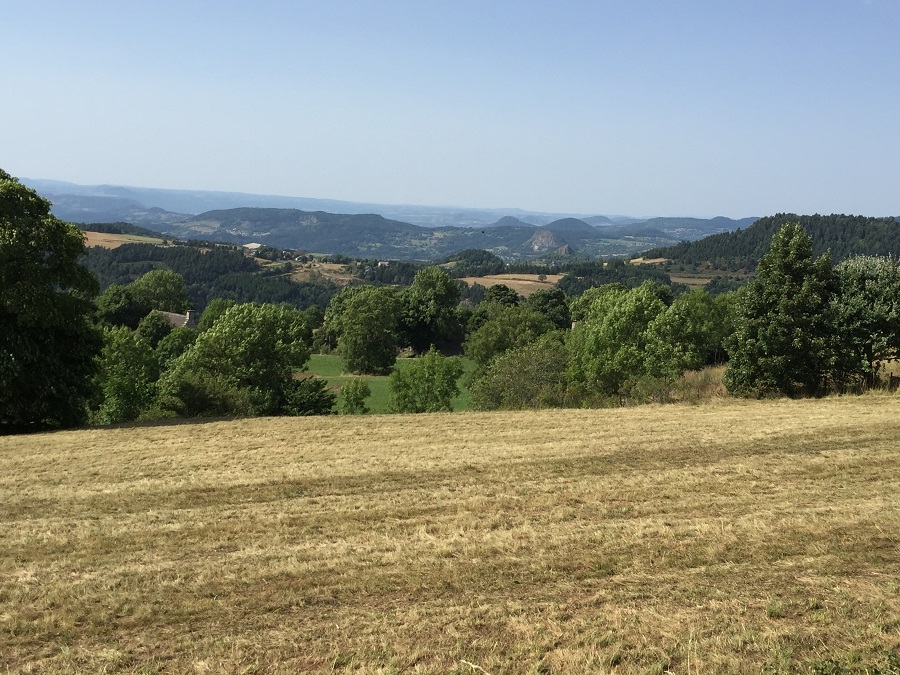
[2, 397, 900, 673]
[289, 262, 359, 286]
[83, 231, 166, 249]
[458, 273, 564, 297]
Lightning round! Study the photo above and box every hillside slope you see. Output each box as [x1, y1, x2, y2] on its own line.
[162, 207, 683, 260]
[3, 398, 899, 673]
[643, 213, 900, 271]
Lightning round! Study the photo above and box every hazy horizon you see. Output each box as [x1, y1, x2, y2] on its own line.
[4, 1, 899, 219]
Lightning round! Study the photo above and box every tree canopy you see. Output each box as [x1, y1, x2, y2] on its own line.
[724, 223, 837, 397]
[1, 169, 102, 432]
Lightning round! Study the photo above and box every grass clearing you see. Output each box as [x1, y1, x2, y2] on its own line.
[2, 397, 900, 673]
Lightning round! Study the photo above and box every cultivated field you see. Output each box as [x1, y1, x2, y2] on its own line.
[458, 273, 564, 297]
[2, 398, 899, 673]
[83, 231, 165, 249]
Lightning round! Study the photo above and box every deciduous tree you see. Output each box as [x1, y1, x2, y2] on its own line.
[335, 286, 402, 375]
[158, 302, 331, 416]
[401, 266, 461, 353]
[390, 348, 463, 413]
[1, 169, 102, 432]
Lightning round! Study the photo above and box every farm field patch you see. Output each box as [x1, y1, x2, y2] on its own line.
[83, 231, 166, 249]
[458, 273, 564, 297]
[2, 397, 899, 673]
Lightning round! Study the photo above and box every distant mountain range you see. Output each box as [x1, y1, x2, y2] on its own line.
[23, 178, 758, 260]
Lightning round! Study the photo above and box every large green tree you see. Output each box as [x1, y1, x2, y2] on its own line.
[400, 266, 461, 353]
[333, 286, 402, 375]
[1, 170, 102, 432]
[390, 348, 464, 413]
[724, 223, 837, 397]
[643, 289, 729, 379]
[470, 332, 570, 410]
[831, 255, 900, 388]
[94, 326, 159, 424]
[464, 304, 553, 373]
[567, 281, 671, 397]
[158, 302, 331, 416]
[128, 268, 190, 313]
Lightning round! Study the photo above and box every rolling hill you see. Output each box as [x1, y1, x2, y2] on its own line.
[642, 213, 900, 271]
[156, 208, 686, 260]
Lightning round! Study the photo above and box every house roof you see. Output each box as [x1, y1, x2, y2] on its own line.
[157, 310, 196, 329]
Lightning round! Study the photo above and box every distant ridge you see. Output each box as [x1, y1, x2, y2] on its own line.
[641, 213, 900, 271]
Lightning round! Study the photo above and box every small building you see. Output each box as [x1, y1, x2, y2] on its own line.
[157, 310, 198, 329]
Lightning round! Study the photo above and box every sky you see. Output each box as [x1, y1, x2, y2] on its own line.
[2, 0, 899, 218]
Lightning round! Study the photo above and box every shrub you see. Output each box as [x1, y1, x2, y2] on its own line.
[339, 379, 371, 415]
[390, 348, 463, 413]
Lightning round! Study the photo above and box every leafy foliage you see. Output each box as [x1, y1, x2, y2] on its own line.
[831, 255, 900, 388]
[389, 349, 464, 413]
[724, 223, 837, 397]
[198, 298, 237, 332]
[464, 305, 553, 373]
[94, 326, 159, 424]
[128, 268, 189, 313]
[339, 379, 372, 415]
[332, 287, 402, 375]
[643, 289, 732, 378]
[158, 303, 327, 416]
[525, 287, 571, 330]
[400, 266, 462, 353]
[1, 169, 102, 432]
[567, 281, 672, 397]
[470, 332, 570, 410]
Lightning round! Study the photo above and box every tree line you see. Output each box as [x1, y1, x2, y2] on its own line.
[642, 213, 900, 272]
[4, 169, 900, 433]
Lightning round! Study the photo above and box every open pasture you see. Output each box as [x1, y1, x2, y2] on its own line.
[2, 397, 899, 673]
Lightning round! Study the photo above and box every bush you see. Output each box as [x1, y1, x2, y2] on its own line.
[283, 377, 336, 416]
[470, 333, 571, 410]
[154, 371, 253, 418]
[339, 379, 371, 415]
[390, 349, 463, 413]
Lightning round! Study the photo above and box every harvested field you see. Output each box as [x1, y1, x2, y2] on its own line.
[2, 397, 900, 673]
[289, 261, 357, 286]
[83, 231, 165, 249]
[629, 257, 669, 265]
[84, 231, 163, 248]
[459, 273, 563, 297]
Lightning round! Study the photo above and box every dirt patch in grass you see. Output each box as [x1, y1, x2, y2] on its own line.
[2, 397, 900, 673]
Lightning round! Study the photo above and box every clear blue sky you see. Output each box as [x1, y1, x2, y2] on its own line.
[3, 0, 898, 217]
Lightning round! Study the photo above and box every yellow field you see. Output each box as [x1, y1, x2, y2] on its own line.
[83, 231, 165, 249]
[459, 273, 564, 296]
[2, 397, 900, 673]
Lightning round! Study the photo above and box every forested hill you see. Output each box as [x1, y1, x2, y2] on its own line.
[154, 207, 756, 261]
[641, 214, 900, 271]
[163, 208, 681, 260]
